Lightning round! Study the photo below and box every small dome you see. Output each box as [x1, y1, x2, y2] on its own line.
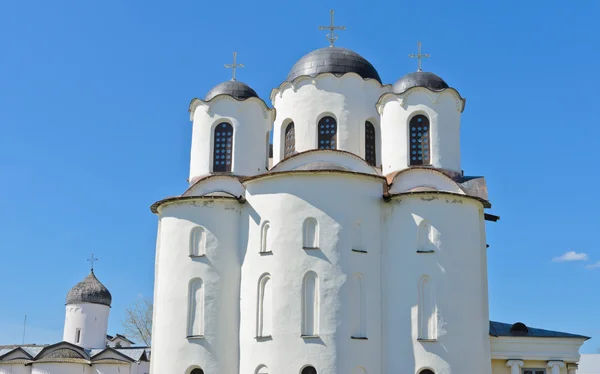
[204, 80, 259, 101]
[393, 71, 449, 93]
[286, 47, 381, 83]
[66, 271, 112, 307]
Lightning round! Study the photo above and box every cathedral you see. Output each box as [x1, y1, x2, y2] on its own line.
[0, 269, 150, 374]
[148, 12, 590, 374]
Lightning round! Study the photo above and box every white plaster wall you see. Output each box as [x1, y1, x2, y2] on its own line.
[240, 173, 383, 374]
[0, 364, 31, 374]
[92, 364, 131, 374]
[382, 194, 491, 374]
[380, 89, 462, 174]
[189, 97, 273, 182]
[150, 199, 241, 374]
[271, 74, 389, 166]
[63, 303, 110, 349]
[31, 363, 93, 374]
[131, 362, 149, 374]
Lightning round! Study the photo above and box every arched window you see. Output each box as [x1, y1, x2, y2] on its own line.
[301, 366, 317, 374]
[418, 276, 437, 341]
[256, 274, 272, 338]
[190, 226, 206, 257]
[260, 222, 271, 253]
[256, 365, 269, 374]
[188, 278, 204, 337]
[301, 272, 319, 336]
[352, 221, 365, 253]
[365, 121, 376, 166]
[190, 369, 204, 374]
[302, 218, 319, 249]
[409, 115, 430, 166]
[419, 370, 435, 374]
[284, 122, 296, 158]
[351, 273, 366, 338]
[213, 122, 233, 172]
[318, 116, 337, 150]
[417, 220, 436, 253]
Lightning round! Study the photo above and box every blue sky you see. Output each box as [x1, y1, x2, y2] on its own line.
[0, 0, 598, 352]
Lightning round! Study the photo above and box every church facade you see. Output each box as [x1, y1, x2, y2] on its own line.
[149, 32, 589, 374]
[0, 270, 150, 374]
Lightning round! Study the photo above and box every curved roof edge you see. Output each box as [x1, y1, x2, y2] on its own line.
[151, 195, 244, 214]
[386, 166, 463, 186]
[188, 95, 276, 122]
[384, 190, 491, 209]
[270, 72, 392, 103]
[241, 169, 386, 185]
[271, 149, 381, 175]
[184, 174, 246, 197]
[376, 86, 466, 113]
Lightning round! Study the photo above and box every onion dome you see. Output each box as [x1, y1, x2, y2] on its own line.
[204, 80, 259, 101]
[393, 71, 449, 94]
[66, 271, 112, 307]
[286, 47, 381, 83]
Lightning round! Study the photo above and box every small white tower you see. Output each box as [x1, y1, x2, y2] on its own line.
[63, 263, 112, 349]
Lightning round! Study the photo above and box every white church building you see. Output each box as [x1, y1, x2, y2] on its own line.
[148, 15, 591, 374]
[0, 270, 150, 374]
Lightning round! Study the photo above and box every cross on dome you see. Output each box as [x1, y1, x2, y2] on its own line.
[87, 252, 98, 271]
[318, 9, 346, 47]
[409, 41, 430, 72]
[224, 52, 244, 81]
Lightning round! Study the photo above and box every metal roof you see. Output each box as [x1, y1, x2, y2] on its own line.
[489, 321, 590, 339]
[393, 71, 449, 94]
[66, 271, 112, 307]
[204, 80, 258, 101]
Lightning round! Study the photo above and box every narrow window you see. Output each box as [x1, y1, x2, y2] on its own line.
[260, 222, 271, 253]
[417, 220, 436, 253]
[522, 370, 546, 374]
[303, 218, 319, 249]
[75, 328, 81, 343]
[256, 365, 269, 374]
[418, 276, 437, 340]
[284, 122, 296, 158]
[409, 115, 430, 166]
[301, 272, 319, 336]
[318, 116, 337, 150]
[365, 121, 376, 166]
[188, 279, 204, 337]
[190, 369, 204, 374]
[352, 221, 365, 253]
[302, 366, 317, 374]
[190, 226, 206, 257]
[213, 122, 233, 172]
[351, 273, 366, 338]
[115, 342, 122, 348]
[257, 274, 272, 338]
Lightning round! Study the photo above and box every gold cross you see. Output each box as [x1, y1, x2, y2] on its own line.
[224, 52, 244, 81]
[318, 10, 346, 47]
[87, 253, 98, 271]
[409, 41, 430, 72]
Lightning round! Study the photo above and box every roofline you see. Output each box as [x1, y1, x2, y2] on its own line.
[35, 341, 90, 360]
[188, 95, 276, 122]
[240, 169, 386, 185]
[376, 86, 467, 113]
[91, 347, 135, 362]
[384, 190, 491, 209]
[0, 346, 34, 360]
[151, 195, 244, 214]
[271, 148, 382, 174]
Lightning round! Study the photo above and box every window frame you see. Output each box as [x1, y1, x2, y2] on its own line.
[317, 116, 337, 150]
[522, 369, 546, 374]
[408, 114, 431, 166]
[283, 121, 296, 158]
[212, 121, 234, 173]
[365, 120, 376, 166]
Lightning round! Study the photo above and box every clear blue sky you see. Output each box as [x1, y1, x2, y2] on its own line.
[1, 0, 598, 352]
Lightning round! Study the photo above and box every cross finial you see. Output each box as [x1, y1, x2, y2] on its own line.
[409, 41, 430, 72]
[87, 253, 98, 271]
[224, 52, 244, 81]
[318, 9, 346, 47]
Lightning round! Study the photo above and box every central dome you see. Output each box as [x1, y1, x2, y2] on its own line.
[286, 47, 381, 83]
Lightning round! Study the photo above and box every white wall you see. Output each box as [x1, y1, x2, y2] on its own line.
[31, 363, 92, 374]
[382, 194, 491, 374]
[271, 74, 389, 166]
[189, 97, 274, 182]
[0, 364, 31, 374]
[63, 303, 110, 349]
[92, 364, 131, 374]
[150, 199, 241, 374]
[379, 89, 463, 174]
[240, 172, 383, 374]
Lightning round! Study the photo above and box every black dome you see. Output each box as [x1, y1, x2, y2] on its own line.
[66, 271, 112, 307]
[286, 47, 381, 83]
[393, 71, 449, 93]
[204, 80, 259, 101]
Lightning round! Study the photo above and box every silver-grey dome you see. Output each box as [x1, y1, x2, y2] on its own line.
[286, 47, 381, 83]
[204, 80, 259, 101]
[66, 271, 112, 307]
[393, 71, 449, 93]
